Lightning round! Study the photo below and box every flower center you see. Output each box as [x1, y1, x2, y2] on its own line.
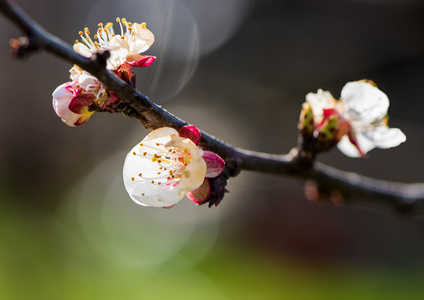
[129, 142, 192, 189]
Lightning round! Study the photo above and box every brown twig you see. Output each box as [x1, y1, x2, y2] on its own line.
[1, 0, 423, 213]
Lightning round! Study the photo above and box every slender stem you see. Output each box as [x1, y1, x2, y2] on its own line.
[1, 0, 423, 213]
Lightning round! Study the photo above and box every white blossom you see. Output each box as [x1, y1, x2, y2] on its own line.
[73, 18, 155, 70]
[123, 128, 207, 207]
[305, 80, 406, 157]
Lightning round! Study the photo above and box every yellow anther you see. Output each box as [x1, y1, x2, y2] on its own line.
[75, 40, 79, 44]
[141, 193, 145, 196]
[131, 177, 135, 181]
[116, 17, 120, 22]
[140, 143, 143, 146]
[143, 152, 147, 156]
[98, 23, 103, 27]
[94, 34, 98, 39]
[84, 27, 90, 34]
[132, 152, 136, 156]
[79, 31, 84, 36]
[120, 36, 125, 39]
[105, 22, 113, 29]
[141, 23, 146, 29]
[138, 173, 142, 177]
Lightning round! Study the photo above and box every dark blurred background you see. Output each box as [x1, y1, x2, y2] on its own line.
[1, 0, 424, 299]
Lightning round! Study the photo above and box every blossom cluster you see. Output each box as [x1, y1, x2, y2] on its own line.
[51, 19, 407, 209]
[299, 80, 406, 157]
[52, 18, 155, 126]
[51, 19, 226, 208]
[123, 126, 225, 208]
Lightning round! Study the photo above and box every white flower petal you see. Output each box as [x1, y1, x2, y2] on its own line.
[73, 43, 93, 58]
[337, 126, 406, 157]
[341, 81, 389, 124]
[123, 143, 183, 207]
[77, 73, 101, 91]
[107, 36, 130, 69]
[361, 126, 406, 149]
[143, 127, 178, 142]
[131, 23, 155, 53]
[123, 148, 183, 207]
[177, 156, 207, 197]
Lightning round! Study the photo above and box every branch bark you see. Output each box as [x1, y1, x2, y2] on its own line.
[1, 0, 423, 213]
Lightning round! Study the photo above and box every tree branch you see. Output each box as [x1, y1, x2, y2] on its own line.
[2, 0, 423, 213]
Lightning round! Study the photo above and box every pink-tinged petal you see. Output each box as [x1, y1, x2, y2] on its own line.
[186, 178, 210, 205]
[163, 205, 175, 209]
[203, 151, 225, 178]
[126, 54, 156, 67]
[52, 83, 80, 127]
[178, 125, 201, 145]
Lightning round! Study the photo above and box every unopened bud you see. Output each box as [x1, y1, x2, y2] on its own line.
[298, 102, 315, 138]
[316, 115, 339, 152]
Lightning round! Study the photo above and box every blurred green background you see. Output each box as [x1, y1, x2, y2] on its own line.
[1, 0, 424, 299]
